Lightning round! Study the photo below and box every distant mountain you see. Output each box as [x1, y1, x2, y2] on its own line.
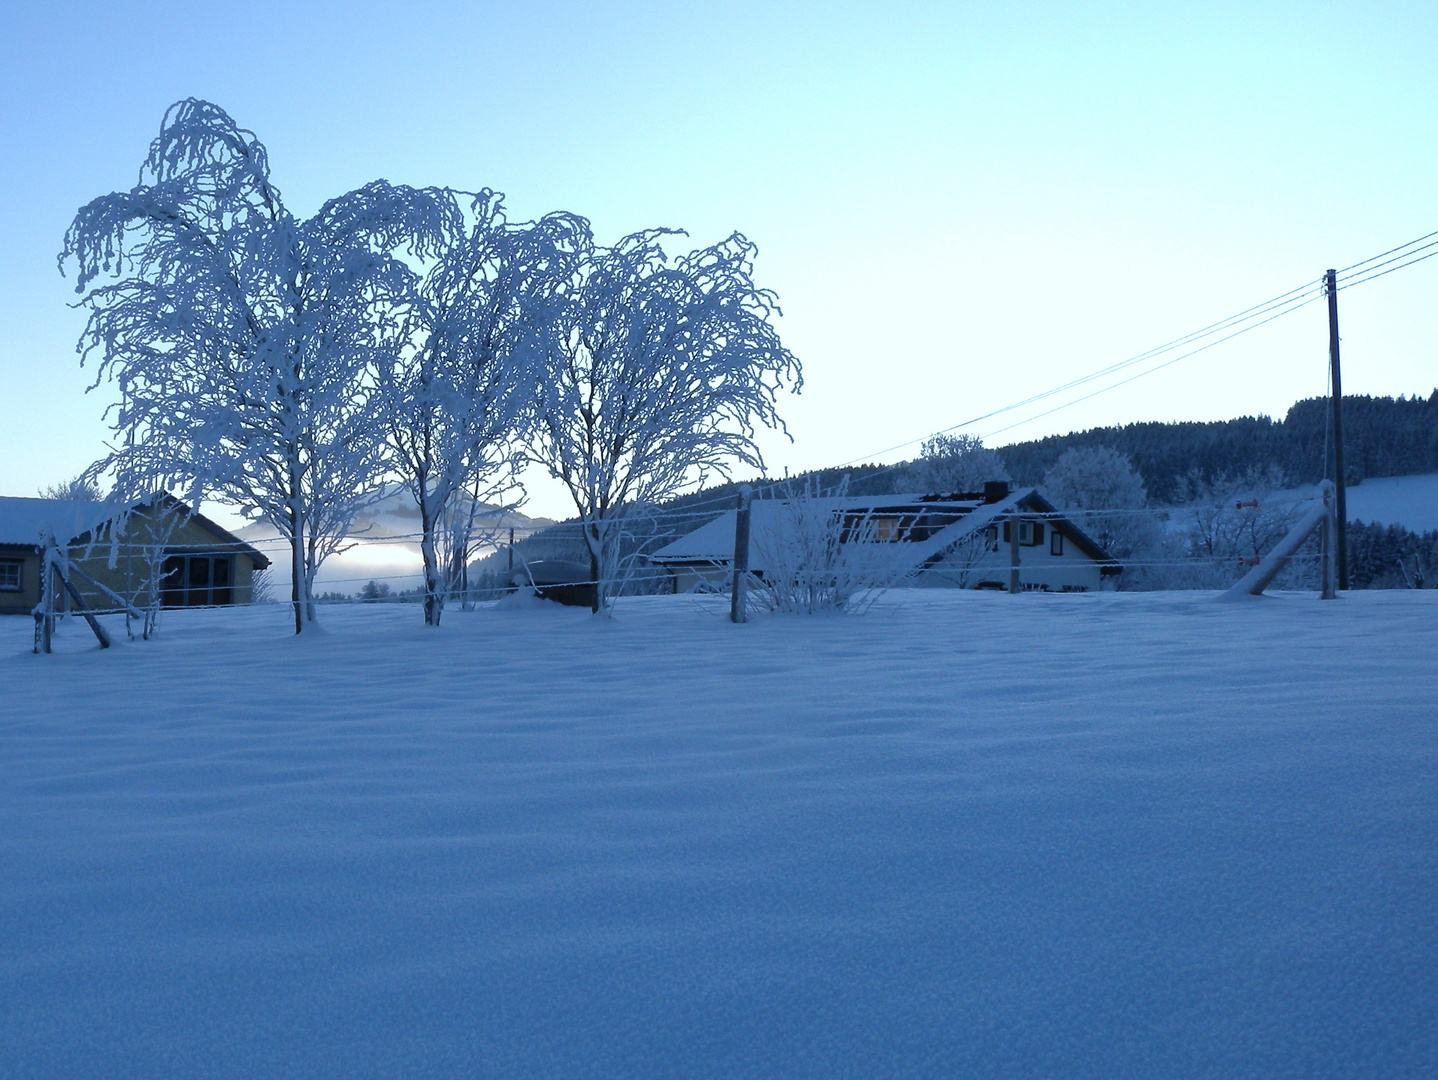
[239, 488, 553, 596]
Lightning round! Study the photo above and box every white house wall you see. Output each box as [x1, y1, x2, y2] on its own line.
[922, 538, 1105, 592]
[664, 541, 1107, 594]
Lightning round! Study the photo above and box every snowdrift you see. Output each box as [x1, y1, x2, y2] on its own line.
[2, 591, 1435, 1077]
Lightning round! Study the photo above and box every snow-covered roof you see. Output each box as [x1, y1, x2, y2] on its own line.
[0, 497, 114, 548]
[0, 496, 272, 569]
[650, 492, 945, 563]
[650, 488, 1119, 573]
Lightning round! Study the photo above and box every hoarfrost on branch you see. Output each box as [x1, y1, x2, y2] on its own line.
[530, 229, 801, 612]
[60, 99, 455, 632]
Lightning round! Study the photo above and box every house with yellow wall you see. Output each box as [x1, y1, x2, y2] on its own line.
[0, 496, 270, 616]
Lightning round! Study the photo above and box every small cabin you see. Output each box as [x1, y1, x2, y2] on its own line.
[0, 496, 270, 616]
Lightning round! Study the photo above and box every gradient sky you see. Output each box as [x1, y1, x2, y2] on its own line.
[2, 1, 1434, 519]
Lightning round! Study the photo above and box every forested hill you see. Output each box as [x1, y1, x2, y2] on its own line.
[656, 392, 1438, 518]
[997, 392, 1438, 504]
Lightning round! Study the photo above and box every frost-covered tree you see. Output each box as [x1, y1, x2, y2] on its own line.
[1176, 465, 1306, 587]
[60, 99, 455, 633]
[908, 433, 1008, 493]
[531, 229, 801, 612]
[1043, 446, 1164, 585]
[748, 478, 907, 615]
[39, 476, 103, 502]
[378, 190, 588, 625]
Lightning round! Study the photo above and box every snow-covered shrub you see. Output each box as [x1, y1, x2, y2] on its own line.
[249, 568, 277, 605]
[747, 479, 909, 615]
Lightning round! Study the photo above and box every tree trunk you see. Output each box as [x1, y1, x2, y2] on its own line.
[586, 520, 606, 614]
[420, 497, 443, 627]
[288, 494, 304, 635]
[304, 535, 320, 623]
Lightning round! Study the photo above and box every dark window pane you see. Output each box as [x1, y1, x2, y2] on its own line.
[211, 557, 232, 605]
[162, 556, 185, 607]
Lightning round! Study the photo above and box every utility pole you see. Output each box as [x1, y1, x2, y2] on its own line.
[1325, 269, 1348, 589]
[1008, 513, 1021, 594]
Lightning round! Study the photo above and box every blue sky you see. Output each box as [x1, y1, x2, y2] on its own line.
[2, 1, 1434, 517]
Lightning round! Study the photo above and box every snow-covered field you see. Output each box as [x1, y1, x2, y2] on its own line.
[1344, 472, 1438, 533]
[2, 591, 1435, 1078]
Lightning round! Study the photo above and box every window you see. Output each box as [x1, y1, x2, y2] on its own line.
[161, 554, 235, 607]
[1050, 531, 1064, 556]
[840, 511, 915, 543]
[872, 516, 902, 541]
[1002, 521, 1044, 546]
[0, 559, 21, 592]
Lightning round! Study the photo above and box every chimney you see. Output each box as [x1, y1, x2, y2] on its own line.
[983, 480, 1011, 504]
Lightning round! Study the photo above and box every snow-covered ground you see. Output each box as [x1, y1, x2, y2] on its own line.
[1343, 472, 1438, 532]
[2, 590, 1435, 1078]
[1267, 473, 1438, 533]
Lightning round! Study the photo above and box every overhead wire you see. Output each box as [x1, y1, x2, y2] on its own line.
[1336, 245, 1438, 291]
[979, 290, 1327, 441]
[829, 279, 1327, 470]
[1336, 229, 1438, 275]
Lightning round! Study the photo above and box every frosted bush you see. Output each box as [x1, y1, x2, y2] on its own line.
[748, 479, 909, 615]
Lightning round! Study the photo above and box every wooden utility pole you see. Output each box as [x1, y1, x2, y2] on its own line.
[1008, 513, 1021, 594]
[730, 486, 753, 624]
[1326, 269, 1349, 589]
[1319, 482, 1337, 601]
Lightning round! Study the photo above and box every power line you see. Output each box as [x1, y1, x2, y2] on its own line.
[1337, 229, 1438, 275]
[979, 291, 1326, 441]
[831, 281, 1324, 471]
[832, 226, 1438, 480]
[1337, 245, 1438, 291]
